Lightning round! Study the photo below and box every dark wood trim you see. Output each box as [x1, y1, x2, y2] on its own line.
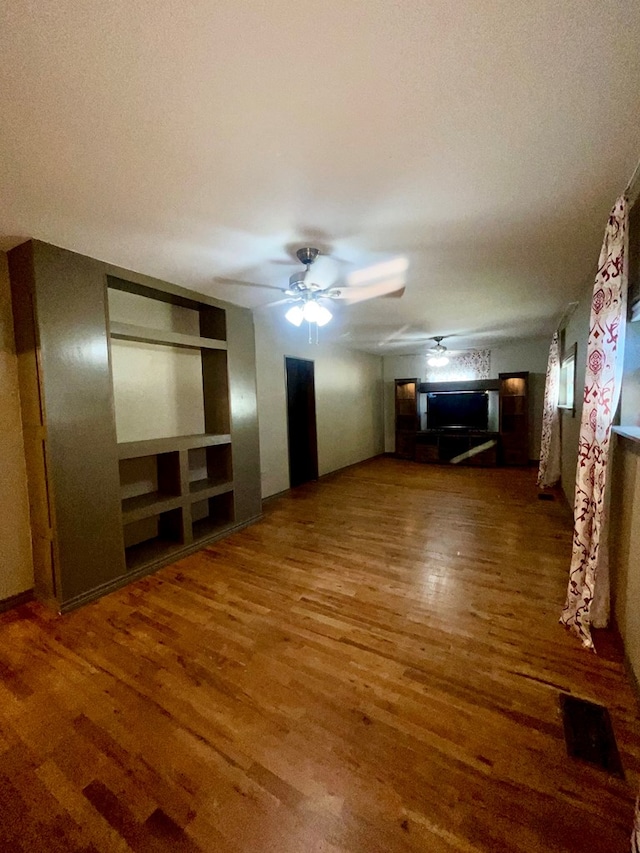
[0, 589, 34, 614]
[106, 272, 229, 311]
[419, 379, 500, 393]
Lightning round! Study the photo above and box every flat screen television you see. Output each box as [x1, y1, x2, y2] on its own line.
[427, 391, 489, 431]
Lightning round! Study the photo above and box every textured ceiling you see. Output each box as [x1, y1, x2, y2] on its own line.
[1, 1, 640, 353]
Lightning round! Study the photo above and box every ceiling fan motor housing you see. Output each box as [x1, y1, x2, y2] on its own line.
[295, 247, 319, 266]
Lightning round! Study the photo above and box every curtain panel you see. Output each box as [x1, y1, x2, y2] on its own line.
[537, 331, 561, 488]
[560, 196, 628, 649]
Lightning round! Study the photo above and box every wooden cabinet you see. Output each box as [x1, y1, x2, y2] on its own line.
[9, 240, 261, 611]
[415, 431, 498, 466]
[499, 372, 529, 466]
[394, 378, 418, 459]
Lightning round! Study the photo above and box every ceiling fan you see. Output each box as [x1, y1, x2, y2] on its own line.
[427, 336, 449, 366]
[272, 247, 407, 328]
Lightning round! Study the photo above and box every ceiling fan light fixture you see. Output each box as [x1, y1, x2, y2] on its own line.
[427, 354, 449, 367]
[427, 336, 449, 367]
[300, 299, 332, 326]
[285, 305, 304, 326]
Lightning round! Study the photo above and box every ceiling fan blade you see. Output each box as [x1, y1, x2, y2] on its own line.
[215, 277, 284, 292]
[306, 255, 340, 290]
[328, 276, 406, 304]
[346, 257, 409, 288]
[260, 296, 295, 308]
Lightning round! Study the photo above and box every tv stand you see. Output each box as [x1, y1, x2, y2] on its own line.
[415, 429, 499, 466]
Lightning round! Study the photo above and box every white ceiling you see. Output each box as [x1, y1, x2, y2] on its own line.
[1, 1, 640, 354]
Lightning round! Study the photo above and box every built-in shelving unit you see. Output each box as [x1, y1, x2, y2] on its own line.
[109, 275, 238, 576]
[8, 240, 262, 612]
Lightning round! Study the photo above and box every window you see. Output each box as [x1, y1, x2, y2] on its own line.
[559, 343, 576, 413]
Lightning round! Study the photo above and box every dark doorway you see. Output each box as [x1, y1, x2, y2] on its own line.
[285, 357, 318, 488]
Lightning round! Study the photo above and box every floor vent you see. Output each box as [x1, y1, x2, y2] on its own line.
[537, 492, 555, 501]
[559, 693, 624, 777]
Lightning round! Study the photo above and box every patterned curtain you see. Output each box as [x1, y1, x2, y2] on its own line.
[560, 196, 628, 649]
[633, 796, 640, 852]
[537, 331, 561, 488]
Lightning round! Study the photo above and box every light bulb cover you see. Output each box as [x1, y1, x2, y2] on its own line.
[302, 300, 321, 323]
[285, 305, 304, 326]
[427, 355, 449, 367]
[315, 304, 332, 326]
[286, 298, 332, 328]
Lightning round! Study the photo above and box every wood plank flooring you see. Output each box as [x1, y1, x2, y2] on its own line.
[1, 457, 639, 852]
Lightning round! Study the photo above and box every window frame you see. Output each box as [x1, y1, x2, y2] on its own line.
[558, 341, 577, 416]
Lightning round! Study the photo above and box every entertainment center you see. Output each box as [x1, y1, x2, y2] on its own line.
[394, 373, 529, 466]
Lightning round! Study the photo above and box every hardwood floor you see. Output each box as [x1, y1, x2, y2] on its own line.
[1, 457, 638, 852]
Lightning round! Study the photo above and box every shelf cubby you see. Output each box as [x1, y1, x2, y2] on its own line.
[124, 507, 186, 572]
[119, 451, 182, 522]
[188, 443, 233, 497]
[191, 493, 235, 542]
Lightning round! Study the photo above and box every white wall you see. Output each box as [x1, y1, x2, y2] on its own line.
[382, 337, 550, 459]
[108, 289, 206, 442]
[254, 313, 384, 498]
[0, 253, 34, 599]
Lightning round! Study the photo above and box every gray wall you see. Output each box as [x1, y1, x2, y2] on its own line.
[610, 436, 640, 685]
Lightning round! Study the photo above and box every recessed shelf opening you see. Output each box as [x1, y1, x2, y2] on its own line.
[192, 493, 234, 541]
[119, 452, 181, 500]
[119, 452, 182, 522]
[188, 444, 233, 495]
[124, 507, 185, 571]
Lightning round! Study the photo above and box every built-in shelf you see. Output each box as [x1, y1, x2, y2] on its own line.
[118, 433, 231, 459]
[121, 492, 183, 524]
[192, 517, 233, 542]
[125, 537, 186, 572]
[123, 505, 185, 571]
[191, 492, 234, 542]
[110, 321, 227, 351]
[188, 478, 234, 500]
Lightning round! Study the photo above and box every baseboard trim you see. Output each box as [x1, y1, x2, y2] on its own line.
[58, 514, 262, 614]
[262, 453, 387, 503]
[318, 453, 387, 482]
[0, 589, 34, 614]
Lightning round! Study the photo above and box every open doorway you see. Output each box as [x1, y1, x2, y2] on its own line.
[285, 357, 318, 488]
